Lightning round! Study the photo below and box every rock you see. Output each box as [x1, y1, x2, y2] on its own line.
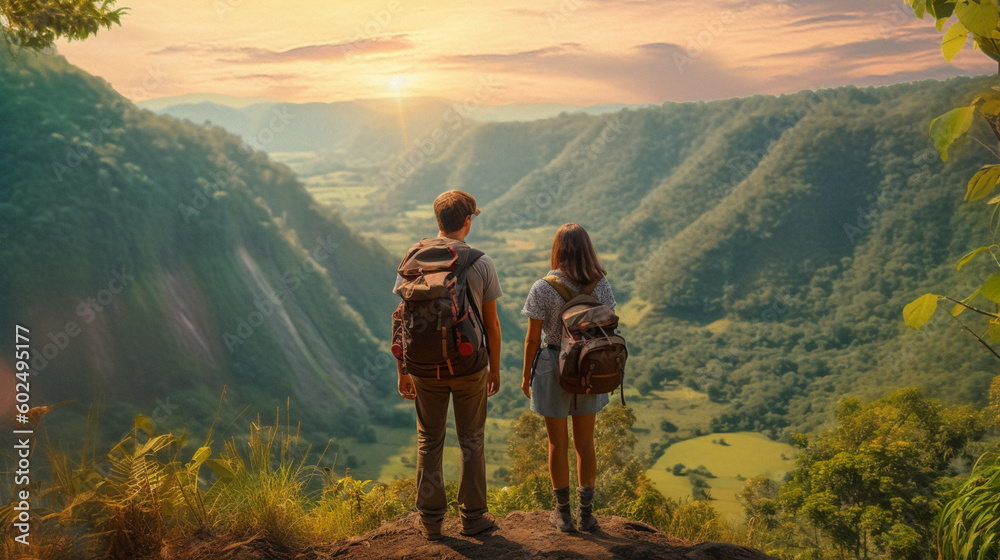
[303, 511, 775, 560]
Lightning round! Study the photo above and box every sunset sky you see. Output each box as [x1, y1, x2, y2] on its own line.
[55, 0, 997, 106]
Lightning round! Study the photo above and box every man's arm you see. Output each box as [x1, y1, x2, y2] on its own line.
[483, 298, 501, 396]
[397, 358, 415, 400]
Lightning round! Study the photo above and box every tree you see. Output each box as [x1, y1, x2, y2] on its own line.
[778, 388, 986, 560]
[660, 419, 678, 433]
[1, 0, 127, 51]
[906, 0, 1000, 71]
[904, 1, 1000, 361]
[506, 412, 549, 484]
[594, 405, 645, 508]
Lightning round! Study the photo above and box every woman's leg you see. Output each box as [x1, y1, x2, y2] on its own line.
[544, 416, 570, 488]
[571, 412, 600, 532]
[571, 413, 597, 489]
[544, 415, 574, 531]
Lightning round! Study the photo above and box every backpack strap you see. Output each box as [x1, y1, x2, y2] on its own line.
[543, 275, 576, 303]
[544, 275, 599, 300]
[464, 249, 485, 324]
[462, 248, 490, 357]
[466, 249, 485, 272]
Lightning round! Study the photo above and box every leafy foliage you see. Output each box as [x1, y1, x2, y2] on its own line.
[0, 0, 127, 51]
[905, 2, 1000, 371]
[938, 458, 1000, 560]
[909, 0, 1000, 63]
[506, 412, 549, 484]
[776, 389, 986, 559]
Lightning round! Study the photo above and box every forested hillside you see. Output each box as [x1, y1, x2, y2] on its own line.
[281, 76, 1000, 438]
[6, 43, 997, 478]
[0, 49, 399, 446]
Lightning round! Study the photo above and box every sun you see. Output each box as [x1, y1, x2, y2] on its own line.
[386, 75, 408, 96]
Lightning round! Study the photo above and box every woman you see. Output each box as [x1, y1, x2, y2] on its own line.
[520, 222, 616, 533]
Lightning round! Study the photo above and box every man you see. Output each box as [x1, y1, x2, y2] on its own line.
[393, 190, 502, 540]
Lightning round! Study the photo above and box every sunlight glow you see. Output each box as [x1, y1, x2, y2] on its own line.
[386, 75, 408, 96]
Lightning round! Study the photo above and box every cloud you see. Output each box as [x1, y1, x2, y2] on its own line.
[152, 35, 414, 64]
[767, 36, 938, 60]
[434, 42, 764, 103]
[439, 43, 585, 64]
[858, 62, 987, 85]
[224, 73, 301, 81]
[792, 14, 863, 26]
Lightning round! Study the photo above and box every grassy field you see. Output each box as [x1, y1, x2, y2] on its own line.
[625, 383, 727, 441]
[647, 432, 797, 522]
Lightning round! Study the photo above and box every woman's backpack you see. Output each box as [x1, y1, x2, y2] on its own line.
[544, 275, 628, 405]
[391, 238, 489, 378]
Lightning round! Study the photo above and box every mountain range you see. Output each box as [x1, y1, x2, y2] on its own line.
[3, 47, 998, 456]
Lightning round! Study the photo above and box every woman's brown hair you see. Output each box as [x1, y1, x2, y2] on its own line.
[551, 223, 606, 286]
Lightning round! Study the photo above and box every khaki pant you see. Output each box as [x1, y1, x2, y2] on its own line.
[412, 367, 489, 528]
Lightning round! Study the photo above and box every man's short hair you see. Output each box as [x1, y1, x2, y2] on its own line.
[433, 190, 480, 234]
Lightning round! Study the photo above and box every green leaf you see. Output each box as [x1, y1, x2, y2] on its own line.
[187, 446, 212, 471]
[911, 0, 928, 18]
[931, 0, 958, 21]
[987, 322, 1000, 341]
[943, 21, 971, 61]
[958, 246, 995, 270]
[135, 414, 154, 436]
[952, 289, 981, 316]
[904, 294, 939, 329]
[967, 165, 1000, 200]
[930, 105, 976, 161]
[981, 98, 1000, 116]
[955, 0, 1000, 37]
[205, 458, 236, 480]
[981, 273, 1000, 302]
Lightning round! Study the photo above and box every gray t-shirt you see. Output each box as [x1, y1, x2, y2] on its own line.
[392, 242, 502, 314]
[521, 270, 616, 346]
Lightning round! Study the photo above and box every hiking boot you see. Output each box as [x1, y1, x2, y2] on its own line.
[414, 515, 442, 541]
[576, 486, 599, 533]
[550, 486, 575, 532]
[460, 512, 497, 536]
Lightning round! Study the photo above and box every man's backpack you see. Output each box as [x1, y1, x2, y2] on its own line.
[544, 275, 628, 405]
[391, 238, 489, 378]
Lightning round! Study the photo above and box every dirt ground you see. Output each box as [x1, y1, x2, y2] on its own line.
[160, 511, 774, 560]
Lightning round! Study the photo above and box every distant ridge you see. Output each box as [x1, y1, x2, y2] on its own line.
[137, 92, 282, 111]
[138, 96, 649, 153]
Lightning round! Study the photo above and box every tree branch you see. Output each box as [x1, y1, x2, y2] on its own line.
[942, 296, 1000, 319]
[949, 313, 1000, 363]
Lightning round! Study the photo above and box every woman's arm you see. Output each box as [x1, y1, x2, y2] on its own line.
[522, 318, 542, 398]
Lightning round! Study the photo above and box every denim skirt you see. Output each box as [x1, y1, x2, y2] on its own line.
[530, 346, 609, 418]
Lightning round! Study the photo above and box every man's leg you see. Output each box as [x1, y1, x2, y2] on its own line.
[451, 367, 489, 524]
[412, 376, 451, 531]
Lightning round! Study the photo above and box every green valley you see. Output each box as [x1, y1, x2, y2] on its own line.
[5, 41, 1000, 559]
[247, 75, 1000, 490]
